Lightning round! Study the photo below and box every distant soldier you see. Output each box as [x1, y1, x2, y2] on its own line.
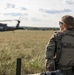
[45, 15, 74, 75]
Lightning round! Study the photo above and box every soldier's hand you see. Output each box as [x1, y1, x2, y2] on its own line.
[46, 59, 55, 71]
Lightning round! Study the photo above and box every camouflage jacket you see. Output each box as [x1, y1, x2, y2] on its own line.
[45, 30, 74, 71]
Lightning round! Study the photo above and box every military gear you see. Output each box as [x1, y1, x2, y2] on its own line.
[46, 34, 56, 71]
[46, 30, 74, 71]
[55, 31, 74, 67]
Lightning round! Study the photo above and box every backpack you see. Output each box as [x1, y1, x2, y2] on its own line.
[55, 31, 74, 67]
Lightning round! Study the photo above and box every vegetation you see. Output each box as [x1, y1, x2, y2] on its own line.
[0, 30, 55, 75]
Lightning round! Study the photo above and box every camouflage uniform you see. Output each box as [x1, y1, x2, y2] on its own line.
[45, 30, 74, 75]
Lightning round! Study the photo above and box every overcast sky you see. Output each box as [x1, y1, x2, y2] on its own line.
[0, 0, 74, 27]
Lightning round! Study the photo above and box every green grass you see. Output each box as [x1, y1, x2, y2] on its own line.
[0, 30, 55, 75]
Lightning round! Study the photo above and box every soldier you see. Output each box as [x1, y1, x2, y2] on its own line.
[45, 15, 74, 75]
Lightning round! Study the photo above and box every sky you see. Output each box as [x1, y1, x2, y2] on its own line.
[0, 0, 74, 27]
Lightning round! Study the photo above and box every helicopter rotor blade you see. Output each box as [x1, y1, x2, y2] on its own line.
[0, 19, 18, 22]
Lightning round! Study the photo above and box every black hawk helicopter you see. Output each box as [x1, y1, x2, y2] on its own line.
[0, 19, 24, 31]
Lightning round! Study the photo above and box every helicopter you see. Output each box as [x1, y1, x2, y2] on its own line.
[0, 19, 24, 31]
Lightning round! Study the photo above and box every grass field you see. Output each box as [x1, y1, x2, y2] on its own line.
[0, 30, 55, 75]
